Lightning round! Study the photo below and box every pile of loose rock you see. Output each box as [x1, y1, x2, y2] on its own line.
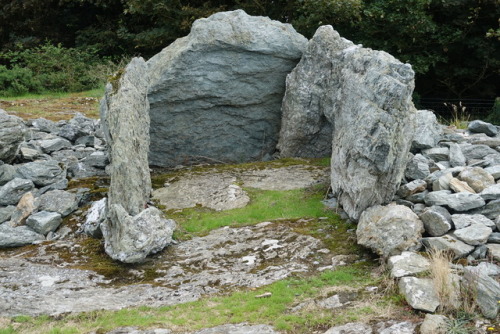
[0, 109, 107, 247]
[356, 111, 500, 321]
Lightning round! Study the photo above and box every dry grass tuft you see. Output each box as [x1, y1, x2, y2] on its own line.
[428, 247, 457, 312]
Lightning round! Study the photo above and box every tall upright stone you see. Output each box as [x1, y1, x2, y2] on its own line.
[0, 110, 26, 163]
[278, 25, 416, 220]
[146, 10, 307, 167]
[100, 58, 175, 263]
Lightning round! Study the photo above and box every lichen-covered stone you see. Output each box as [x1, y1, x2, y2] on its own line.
[0, 110, 26, 163]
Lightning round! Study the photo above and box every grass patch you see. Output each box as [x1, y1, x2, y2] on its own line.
[6, 264, 386, 334]
[167, 185, 333, 240]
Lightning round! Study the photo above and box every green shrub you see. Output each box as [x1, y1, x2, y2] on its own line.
[0, 42, 114, 95]
[486, 97, 500, 125]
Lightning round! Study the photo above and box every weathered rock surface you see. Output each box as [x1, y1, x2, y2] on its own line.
[458, 166, 495, 192]
[0, 163, 16, 186]
[463, 266, 500, 319]
[0, 178, 35, 206]
[0, 224, 44, 247]
[323, 322, 373, 334]
[419, 205, 452, 237]
[315, 26, 416, 220]
[36, 190, 78, 217]
[411, 110, 442, 151]
[452, 223, 491, 245]
[0, 110, 26, 163]
[101, 57, 151, 216]
[398, 277, 439, 312]
[146, 10, 307, 166]
[422, 234, 474, 259]
[16, 160, 67, 187]
[419, 314, 447, 334]
[357, 204, 423, 258]
[387, 251, 430, 278]
[468, 119, 499, 136]
[26, 211, 62, 235]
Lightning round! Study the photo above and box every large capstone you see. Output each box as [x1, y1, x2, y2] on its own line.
[146, 10, 307, 166]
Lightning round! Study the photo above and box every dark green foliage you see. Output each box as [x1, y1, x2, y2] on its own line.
[486, 97, 500, 125]
[0, 43, 110, 95]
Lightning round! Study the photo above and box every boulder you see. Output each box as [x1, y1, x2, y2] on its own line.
[411, 110, 442, 151]
[419, 314, 448, 334]
[398, 277, 439, 312]
[452, 223, 492, 245]
[101, 57, 152, 216]
[101, 204, 176, 263]
[16, 160, 67, 187]
[29, 117, 57, 133]
[26, 211, 62, 235]
[36, 190, 78, 217]
[419, 205, 452, 237]
[0, 110, 26, 163]
[0, 178, 35, 206]
[318, 26, 415, 220]
[448, 142, 466, 167]
[56, 113, 96, 142]
[0, 162, 16, 186]
[422, 234, 474, 259]
[145, 10, 307, 166]
[0, 224, 44, 248]
[405, 154, 430, 180]
[458, 167, 495, 192]
[463, 267, 500, 319]
[460, 144, 498, 161]
[468, 120, 498, 137]
[387, 251, 430, 278]
[356, 204, 423, 258]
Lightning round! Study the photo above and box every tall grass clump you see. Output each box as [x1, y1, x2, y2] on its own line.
[428, 248, 457, 312]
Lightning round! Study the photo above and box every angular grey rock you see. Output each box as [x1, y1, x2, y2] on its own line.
[75, 135, 95, 147]
[36, 190, 78, 217]
[19, 146, 41, 161]
[422, 234, 474, 259]
[398, 277, 439, 312]
[424, 191, 485, 211]
[468, 135, 500, 148]
[57, 113, 95, 142]
[452, 223, 492, 245]
[478, 199, 500, 220]
[420, 314, 448, 334]
[485, 165, 500, 179]
[492, 233, 500, 243]
[432, 172, 453, 191]
[323, 322, 373, 334]
[449, 142, 466, 167]
[146, 10, 307, 166]
[10, 191, 36, 226]
[357, 204, 424, 258]
[322, 27, 416, 220]
[193, 324, 279, 334]
[468, 120, 498, 137]
[480, 183, 500, 200]
[488, 244, 500, 261]
[277, 25, 336, 158]
[467, 262, 500, 276]
[397, 179, 427, 197]
[387, 251, 430, 278]
[0, 110, 26, 163]
[460, 144, 498, 161]
[406, 190, 428, 204]
[0, 205, 15, 223]
[101, 204, 176, 263]
[463, 267, 500, 319]
[0, 162, 16, 186]
[0, 178, 35, 206]
[16, 160, 67, 187]
[451, 214, 495, 229]
[85, 151, 109, 168]
[405, 153, 430, 180]
[422, 147, 449, 162]
[0, 224, 44, 247]
[377, 321, 417, 334]
[82, 198, 106, 238]
[419, 205, 452, 237]
[26, 211, 62, 235]
[29, 117, 57, 133]
[411, 110, 442, 151]
[39, 137, 72, 153]
[458, 166, 495, 192]
[471, 244, 488, 259]
[101, 57, 152, 216]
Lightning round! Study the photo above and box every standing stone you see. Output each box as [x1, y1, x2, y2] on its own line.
[297, 26, 416, 220]
[101, 58, 152, 216]
[411, 110, 442, 151]
[146, 10, 307, 166]
[101, 57, 175, 263]
[356, 204, 424, 258]
[0, 110, 26, 163]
